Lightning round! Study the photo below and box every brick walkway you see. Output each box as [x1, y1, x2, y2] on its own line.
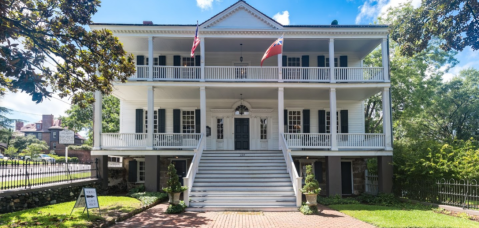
[113, 203, 375, 228]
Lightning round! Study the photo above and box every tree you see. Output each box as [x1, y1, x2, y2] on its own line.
[0, 0, 135, 104]
[4, 145, 18, 158]
[24, 143, 48, 159]
[390, 1, 479, 56]
[60, 92, 119, 144]
[0, 128, 13, 146]
[9, 134, 45, 152]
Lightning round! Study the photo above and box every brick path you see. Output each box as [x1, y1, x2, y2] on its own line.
[113, 203, 375, 228]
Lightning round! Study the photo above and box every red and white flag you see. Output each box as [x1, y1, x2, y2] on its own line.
[191, 22, 200, 57]
[261, 35, 284, 66]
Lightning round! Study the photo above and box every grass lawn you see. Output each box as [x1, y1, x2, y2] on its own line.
[0, 196, 141, 228]
[0, 172, 91, 189]
[330, 204, 479, 228]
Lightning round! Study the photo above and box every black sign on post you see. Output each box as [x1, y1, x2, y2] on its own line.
[70, 188, 100, 218]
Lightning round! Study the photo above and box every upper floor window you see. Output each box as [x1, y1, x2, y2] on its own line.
[326, 111, 340, 133]
[326, 58, 338, 67]
[37, 133, 42, 140]
[182, 111, 195, 133]
[288, 111, 302, 133]
[182, 57, 194, 67]
[287, 57, 300, 67]
[217, 119, 223, 139]
[145, 57, 159, 66]
[52, 131, 57, 139]
[36, 124, 41, 130]
[260, 118, 267, 139]
[144, 110, 158, 133]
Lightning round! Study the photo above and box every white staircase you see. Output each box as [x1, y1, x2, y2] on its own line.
[188, 150, 297, 211]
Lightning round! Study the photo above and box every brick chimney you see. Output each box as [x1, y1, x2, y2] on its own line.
[42, 114, 54, 132]
[15, 121, 24, 131]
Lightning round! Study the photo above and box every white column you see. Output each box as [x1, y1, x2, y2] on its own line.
[147, 86, 154, 150]
[93, 90, 102, 150]
[382, 87, 392, 150]
[148, 36, 154, 81]
[278, 87, 284, 145]
[200, 87, 206, 138]
[278, 54, 283, 82]
[329, 38, 335, 83]
[330, 88, 338, 150]
[382, 38, 389, 82]
[200, 37, 205, 82]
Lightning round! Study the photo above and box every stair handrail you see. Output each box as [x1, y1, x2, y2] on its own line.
[280, 133, 303, 207]
[183, 133, 205, 207]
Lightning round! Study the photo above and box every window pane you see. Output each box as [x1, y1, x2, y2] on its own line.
[288, 111, 301, 133]
[182, 111, 195, 133]
[217, 119, 223, 139]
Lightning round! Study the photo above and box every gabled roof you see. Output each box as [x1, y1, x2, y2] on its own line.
[200, 0, 283, 29]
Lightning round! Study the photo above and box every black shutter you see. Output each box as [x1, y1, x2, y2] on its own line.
[294, 160, 301, 176]
[282, 55, 287, 66]
[128, 160, 138, 182]
[284, 109, 288, 127]
[158, 56, 166, 65]
[195, 55, 201, 79]
[301, 55, 309, 80]
[317, 55, 325, 67]
[135, 109, 143, 133]
[318, 110, 326, 133]
[340, 110, 349, 133]
[173, 55, 181, 79]
[314, 161, 323, 183]
[158, 109, 166, 133]
[339, 56, 348, 80]
[303, 109, 310, 133]
[136, 55, 144, 65]
[173, 109, 181, 133]
[195, 109, 201, 133]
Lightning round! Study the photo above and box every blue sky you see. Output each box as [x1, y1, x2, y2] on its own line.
[3, 0, 478, 129]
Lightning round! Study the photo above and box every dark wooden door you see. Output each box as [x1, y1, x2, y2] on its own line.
[341, 162, 353, 195]
[172, 160, 187, 185]
[234, 118, 250, 150]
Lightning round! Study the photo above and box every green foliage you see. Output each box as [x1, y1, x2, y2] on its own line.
[317, 195, 360, 206]
[356, 193, 400, 207]
[128, 185, 145, 195]
[0, 128, 13, 146]
[331, 20, 338, 25]
[389, 1, 478, 56]
[366, 158, 377, 174]
[165, 201, 187, 214]
[9, 135, 46, 152]
[48, 154, 78, 163]
[4, 145, 18, 157]
[129, 192, 168, 206]
[67, 145, 92, 151]
[0, 0, 135, 103]
[299, 204, 318, 215]
[24, 143, 48, 158]
[162, 164, 187, 193]
[301, 165, 321, 194]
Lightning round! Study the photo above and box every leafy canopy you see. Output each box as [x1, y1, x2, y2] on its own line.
[0, 0, 135, 104]
[24, 142, 48, 158]
[9, 134, 46, 152]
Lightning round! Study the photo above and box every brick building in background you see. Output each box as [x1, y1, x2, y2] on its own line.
[15, 115, 85, 154]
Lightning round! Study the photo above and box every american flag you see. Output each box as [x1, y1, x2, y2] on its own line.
[191, 22, 200, 57]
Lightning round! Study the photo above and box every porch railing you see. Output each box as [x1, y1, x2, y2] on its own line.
[101, 133, 148, 149]
[205, 66, 278, 81]
[131, 66, 149, 80]
[183, 133, 205, 207]
[153, 66, 201, 81]
[335, 67, 384, 82]
[283, 133, 331, 148]
[337, 133, 385, 148]
[280, 133, 302, 207]
[282, 67, 330, 82]
[153, 133, 202, 149]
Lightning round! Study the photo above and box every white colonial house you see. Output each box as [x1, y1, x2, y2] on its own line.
[90, 0, 393, 211]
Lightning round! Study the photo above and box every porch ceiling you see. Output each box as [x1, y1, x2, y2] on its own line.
[112, 85, 382, 101]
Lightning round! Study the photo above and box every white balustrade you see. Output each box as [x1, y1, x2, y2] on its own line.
[130, 66, 149, 80]
[205, 66, 278, 81]
[101, 133, 148, 149]
[337, 133, 385, 148]
[280, 133, 302, 207]
[335, 67, 384, 82]
[153, 133, 201, 149]
[283, 133, 331, 148]
[153, 66, 201, 81]
[183, 134, 205, 207]
[282, 67, 330, 82]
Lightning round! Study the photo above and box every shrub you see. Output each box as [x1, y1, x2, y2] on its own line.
[162, 164, 187, 194]
[165, 201, 187, 214]
[68, 145, 92, 151]
[357, 193, 400, 206]
[317, 195, 360, 205]
[128, 185, 145, 195]
[130, 192, 168, 206]
[301, 165, 321, 194]
[299, 204, 318, 215]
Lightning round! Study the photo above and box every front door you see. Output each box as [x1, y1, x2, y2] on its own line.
[341, 162, 353, 195]
[172, 160, 187, 185]
[234, 118, 250, 150]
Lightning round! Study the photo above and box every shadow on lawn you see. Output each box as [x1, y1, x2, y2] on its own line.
[327, 203, 436, 212]
[0, 208, 103, 228]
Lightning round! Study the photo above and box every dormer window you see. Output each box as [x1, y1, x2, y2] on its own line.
[36, 124, 41, 130]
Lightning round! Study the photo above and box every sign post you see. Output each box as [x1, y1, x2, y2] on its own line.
[70, 188, 100, 218]
[59, 130, 75, 163]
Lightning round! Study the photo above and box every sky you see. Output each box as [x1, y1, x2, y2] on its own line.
[2, 0, 478, 129]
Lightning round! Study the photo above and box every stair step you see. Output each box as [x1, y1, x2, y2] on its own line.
[199, 166, 286, 170]
[200, 159, 284, 163]
[190, 191, 295, 196]
[190, 202, 296, 206]
[190, 198, 296, 203]
[196, 174, 290, 178]
[193, 182, 292, 187]
[203, 150, 281, 153]
[197, 170, 288, 174]
[201, 156, 284, 160]
[202, 154, 283, 157]
[199, 163, 286, 167]
[186, 206, 298, 212]
[195, 178, 291, 182]
[192, 187, 294, 191]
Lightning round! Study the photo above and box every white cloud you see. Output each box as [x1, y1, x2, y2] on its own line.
[196, 0, 218, 10]
[442, 47, 479, 82]
[273, 11, 290, 25]
[355, 0, 421, 24]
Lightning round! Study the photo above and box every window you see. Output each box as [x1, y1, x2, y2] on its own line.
[145, 57, 159, 66]
[217, 119, 224, 139]
[109, 157, 120, 162]
[326, 111, 340, 133]
[326, 58, 338, 67]
[138, 161, 145, 182]
[182, 57, 194, 66]
[144, 110, 158, 133]
[287, 57, 300, 66]
[182, 111, 195, 133]
[52, 131, 57, 139]
[235, 105, 249, 115]
[260, 118, 267, 139]
[288, 111, 302, 133]
[52, 142, 56, 149]
[36, 124, 41, 130]
[37, 133, 42, 140]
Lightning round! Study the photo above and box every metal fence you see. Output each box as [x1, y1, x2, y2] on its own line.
[0, 159, 98, 191]
[365, 170, 378, 195]
[397, 178, 479, 210]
